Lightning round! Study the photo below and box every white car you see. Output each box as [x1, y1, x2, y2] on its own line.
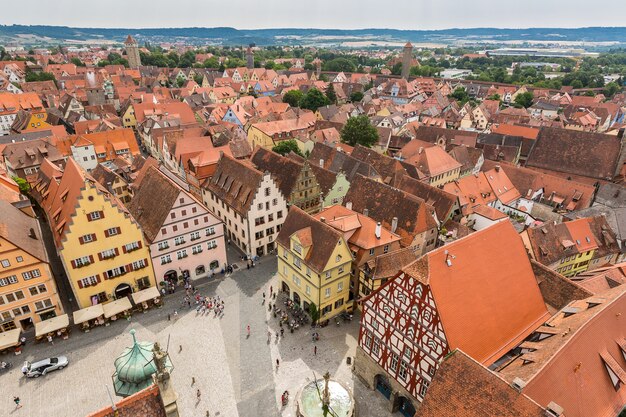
[22, 356, 69, 378]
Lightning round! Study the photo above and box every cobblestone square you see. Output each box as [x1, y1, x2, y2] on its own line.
[0, 251, 395, 417]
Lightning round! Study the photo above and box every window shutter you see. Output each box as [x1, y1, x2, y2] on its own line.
[77, 279, 84, 289]
[104, 229, 110, 237]
[137, 241, 142, 249]
[99, 211, 105, 219]
[71, 259, 77, 269]
[127, 263, 134, 272]
[114, 248, 119, 256]
[89, 255, 94, 264]
[116, 227, 121, 234]
[87, 214, 93, 222]
[95, 274, 101, 284]
[98, 253, 103, 261]
[92, 234, 97, 242]
[122, 245, 127, 254]
[79, 236, 84, 244]
[144, 258, 148, 268]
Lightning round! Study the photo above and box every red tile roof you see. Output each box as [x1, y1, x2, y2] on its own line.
[404, 221, 551, 365]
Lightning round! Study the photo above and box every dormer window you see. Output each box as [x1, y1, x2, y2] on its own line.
[600, 350, 626, 391]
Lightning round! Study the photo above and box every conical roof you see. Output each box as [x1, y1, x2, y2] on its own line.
[112, 329, 160, 397]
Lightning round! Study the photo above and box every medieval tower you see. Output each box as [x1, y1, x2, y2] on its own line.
[246, 45, 254, 70]
[124, 35, 142, 69]
[401, 41, 413, 80]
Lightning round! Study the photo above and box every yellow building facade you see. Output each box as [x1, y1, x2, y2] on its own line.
[34, 159, 156, 310]
[0, 201, 63, 332]
[277, 209, 353, 321]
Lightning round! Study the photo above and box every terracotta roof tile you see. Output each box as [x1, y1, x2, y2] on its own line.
[419, 350, 546, 417]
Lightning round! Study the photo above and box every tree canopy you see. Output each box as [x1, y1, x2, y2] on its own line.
[300, 88, 330, 111]
[272, 140, 303, 157]
[341, 115, 379, 148]
[325, 83, 337, 104]
[514, 91, 534, 108]
[282, 90, 304, 108]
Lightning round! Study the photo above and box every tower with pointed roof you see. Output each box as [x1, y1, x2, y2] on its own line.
[246, 45, 254, 70]
[401, 41, 413, 80]
[124, 35, 141, 69]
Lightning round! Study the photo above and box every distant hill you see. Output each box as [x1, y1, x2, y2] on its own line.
[1, 25, 626, 47]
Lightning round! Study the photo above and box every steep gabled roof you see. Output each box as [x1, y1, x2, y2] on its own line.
[526, 127, 622, 181]
[419, 350, 545, 417]
[250, 147, 304, 199]
[343, 175, 437, 247]
[404, 221, 551, 365]
[204, 155, 265, 216]
[127, 167, 185, 242]
[500, 287, 626, 417]
[276, 206, 345, 273]
[397, 174, 458, 221]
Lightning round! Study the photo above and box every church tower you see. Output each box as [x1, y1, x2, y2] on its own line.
[401, 41, 413, 80]
[246, 45, 254, 70]
[124, 35, 142, 69]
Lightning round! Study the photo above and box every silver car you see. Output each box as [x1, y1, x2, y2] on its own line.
[22, 356, 69, 378]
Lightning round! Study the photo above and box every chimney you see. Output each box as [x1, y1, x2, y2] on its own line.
[28, 228, 37, 239]
[375, 222, 382, 239]
[363, 208, 369, 217]
[391, 217, 398, 233]
[618, 127, 625, 140]
[346, 201, 353, 210]
[418, 147, 423, 154]
[495, 164, 500, 172]
[319, 158, 324, 167]
[511, 377, 526, 393]
[320, 217, 326, 223]
[545, 402, 564, 417]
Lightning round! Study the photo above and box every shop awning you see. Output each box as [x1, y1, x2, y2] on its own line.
[73, 304, 105, 325]
[35, 314, 69, 337]
[0, 328, 21, 350]
[131, 287, 160, 305]
[103, 297, 132, 318]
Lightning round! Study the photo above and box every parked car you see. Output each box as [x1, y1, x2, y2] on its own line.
[22, 356, 69, 378]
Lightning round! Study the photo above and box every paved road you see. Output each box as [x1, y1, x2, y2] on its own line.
[0, 246, 397, 417]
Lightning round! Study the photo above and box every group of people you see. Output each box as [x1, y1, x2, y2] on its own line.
[195, 295, 225, 317]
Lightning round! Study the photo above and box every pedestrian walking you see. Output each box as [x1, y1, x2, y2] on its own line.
[167, 313, 171, 321]
[280, 328, 284, 337]
[196, 388, 201, 402]
[13, 396, 22, 409]
[270, 285, 273, 296]
[267, 331, 271, 342]
[173, 310, 178, 320]
[276, 358, 280, 370]
[247, 325, 250, 337]
[47, 334, 53, 345]
[314, 345, 317, 355]
[179, 344, 183, 353]
[192, 376, 196, 386]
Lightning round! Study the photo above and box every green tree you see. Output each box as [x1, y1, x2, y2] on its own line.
[604, 81, 622, 97]
[350, 91, 364, 102]
[341, 115, 379, 148]
[323, 57, 356, 73]
[448, 86, 469, 105]
[12, 177, 29, 194]
[25, 72, 56, 83]
[272, 140, 303, 157]
[70, 57, 85, 67]
[308, 302, 320, 325]
[300, 88, 330, 111]
[325, 83, 337, 104]
[202, 57, 220, 68]
[514, 91, 534, 108]
[282, 90, 303, 108]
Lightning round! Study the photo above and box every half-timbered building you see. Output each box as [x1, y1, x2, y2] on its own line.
[354, 221, 550, 414]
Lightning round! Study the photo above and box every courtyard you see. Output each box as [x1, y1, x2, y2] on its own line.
[0, 250, 396, 417]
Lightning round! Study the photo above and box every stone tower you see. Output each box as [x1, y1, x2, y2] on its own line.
[401, 41, 413, 80]
[246, 45, 254, 70]
[312, 58, 322, 78]
[124, 35, 141, 69]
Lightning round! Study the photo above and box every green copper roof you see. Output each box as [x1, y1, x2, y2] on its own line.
[112, 329, 171, 397]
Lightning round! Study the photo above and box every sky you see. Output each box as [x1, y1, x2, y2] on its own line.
[1, 0, 625, 30]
